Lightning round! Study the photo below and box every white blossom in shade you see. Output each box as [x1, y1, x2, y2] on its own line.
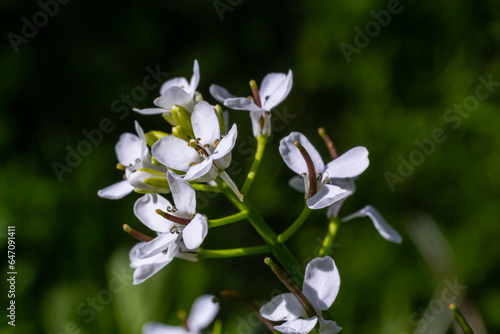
[142, 295, 219, 334]
[152, 101, 243, 200]
[134, 60, 200, 122]
[98, 121, 168, 200]
[129, 172, 208, 284]
[210, 70, 292, 137]
[260, 256, 342, 334]
[342, 205, 402, 244]
[280, 132, 370, 210]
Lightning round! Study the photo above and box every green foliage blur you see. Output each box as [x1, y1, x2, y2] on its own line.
[1, 0, 499, 333]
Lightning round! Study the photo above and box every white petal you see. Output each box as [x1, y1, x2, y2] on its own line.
[325, 179, 356, 218]
[133, 107, 166, 115]
[182, 157, 215, 181]
[306, 184, 348, 210]
[324, 146, 369, 179]
[159, 77, 190, 95]
[136, 233, 178, 259]
[134, 120, 149, 159]
[134, 194, 175, 233]
[342, 205, 402, 243]
[259, 73, 287, 100]
[224, 97, 262, 112]
[130, 245, 176, 285]
[209, 84, 236, 103]
[115, 132, 142, 166]
[259, 293, 307, 322]
[303, 256, 340, 313]
[212, 123, 237, 160]
[274, 317, 318, 334]
[318, 317, 342, 334]
[182, 214, 208, 249]
[152, 136, 201, 172]
[289, 176, 306, 193]
[261, 70, 293, 111]
[97, 180, 134, 199]
[189, 60, 200, 95]
[155, 86, 194, 112]
[143, 322, 188, 334]
[249, 109, 266, 137]
[191, 101, 220, 148]
[279, 132, 325, 176]
[187, 295, 219, 330]
[167, 171, 196, 214]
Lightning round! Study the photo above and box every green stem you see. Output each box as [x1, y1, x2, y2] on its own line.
[217, 178, 304, 285]
[277, 206, 311, 243]
[212, 319, 223, 334]
[199, 245, 269, 259]
[190, 183, 221, 193]
[208, 211, 248, 228]
[319, 217, 340, 257]
[450, 304, 475, 334]
[241, 136, 267, 195]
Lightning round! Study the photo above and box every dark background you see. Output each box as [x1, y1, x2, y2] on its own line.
[1, 0, 499, 333]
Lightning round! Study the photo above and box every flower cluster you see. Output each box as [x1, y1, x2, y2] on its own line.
[98, 60, 402, 333]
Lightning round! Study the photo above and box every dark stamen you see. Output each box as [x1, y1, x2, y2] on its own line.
[294, 141, 318, 198]
[123, 224, 153, 242]
[249, 80, 262, 108]
[156, 209, 191, 225]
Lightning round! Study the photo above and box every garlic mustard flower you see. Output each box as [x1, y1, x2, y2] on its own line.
[98, 121, 168, 200]
[143, 295, 219, 334]
[260, 256, 342, 334]
[280, 132, 369, 209]
[152, 101, 243, 200]
[129, 172, 207, 284]
[134, 60, 200, 123]
[210, 70, 292, 137]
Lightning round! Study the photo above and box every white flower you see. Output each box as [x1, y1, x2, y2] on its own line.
[98, 121, 168, 200]
[129, 172, 207, 284]
[280, 132, 369, 210]
[134, 60, 200, 122]
[210, 70, 292, 137]
[152, 101, 243, 200]
[260, 256, 342, 334]
[142, 295, 219, 334]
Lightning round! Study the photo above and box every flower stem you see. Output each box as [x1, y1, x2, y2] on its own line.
[190, 183, 222, 193]
[241, 136, 267, 196]
[217, 178, 304, 285]
[208, 211, 248, 228]
[450, 304, 475, 334]
[319, 217, 340, 257]
[277, 206, 311, 243]
[198, 245, 269, 259]
[212, 320, 223, 334]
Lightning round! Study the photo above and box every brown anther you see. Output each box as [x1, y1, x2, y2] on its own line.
[213, 139, 220, 148]
[189, 162, 198, 167]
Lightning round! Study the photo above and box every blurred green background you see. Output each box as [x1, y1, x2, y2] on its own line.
[1, 0, 499, 333]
